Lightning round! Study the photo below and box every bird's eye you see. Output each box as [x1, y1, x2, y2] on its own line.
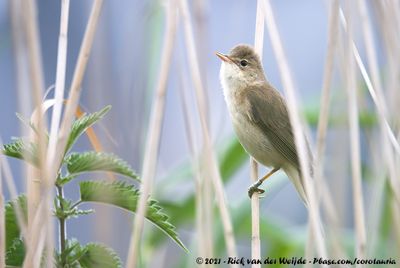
[240, 60, 248, 67]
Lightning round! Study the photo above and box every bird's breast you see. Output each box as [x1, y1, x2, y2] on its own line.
[224, 92, 284, 168]
[231, 111, 283, 168]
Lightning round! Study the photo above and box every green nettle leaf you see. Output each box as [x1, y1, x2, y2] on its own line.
[66, 152, 139, 181]
[5, 238, 25, 266]
[78, 243, 122, 268]
[65, 105, 111, 153]
[79, 181, 187, 251]
[1, 139, 39, 167]
[5, 195, 27, 250]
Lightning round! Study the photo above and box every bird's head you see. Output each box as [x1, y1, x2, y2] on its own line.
[216, 44, 265, 91]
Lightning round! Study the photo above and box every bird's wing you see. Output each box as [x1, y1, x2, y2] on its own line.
[246, 87, 300, 170]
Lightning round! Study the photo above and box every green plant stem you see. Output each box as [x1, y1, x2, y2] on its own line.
[56, 185, 66, 266]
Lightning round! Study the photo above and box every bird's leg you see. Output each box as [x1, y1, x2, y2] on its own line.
[248, 167, 280, 198]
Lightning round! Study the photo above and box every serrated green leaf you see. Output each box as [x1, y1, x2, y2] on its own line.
[79, 181, 187, 251]
[78, 243, 121, 268]
[65, 105, 111, 154]
[66, 151, 139, 181]
[5, 195, 27, 250]
[1, 139, 39, 167]
[5, 238, 25, 266]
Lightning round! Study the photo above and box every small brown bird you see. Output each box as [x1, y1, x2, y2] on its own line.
[216, 44, 310, 205]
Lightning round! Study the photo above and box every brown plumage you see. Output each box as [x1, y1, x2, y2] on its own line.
[216, 44, 310, 205]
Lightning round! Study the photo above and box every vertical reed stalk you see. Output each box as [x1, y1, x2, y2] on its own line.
[178, 72, 209, 262]
[25, 0, 103, 265]
[341, 4, 367, 263]
[315, 0, 338, 180]
[126, 1, 177, 267]
[46, 0, 70, 261]
[21, 0, 49, 266]
[356, 0, 400, 255]
[53, 0, 104, 177]
[262, 0, 327, 258]
[339, 8, 400, 201]
[179, 0, 237, 260]
[314, 1, 349, 262]
[250, 1, 265, 266]
[356, 0, 400, 184]
[9, 3, 34, 256]
[47, 0, 70, 179]
[22, 0, 46, 228]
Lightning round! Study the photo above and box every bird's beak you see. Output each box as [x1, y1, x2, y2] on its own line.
[215, 52, 232, 63]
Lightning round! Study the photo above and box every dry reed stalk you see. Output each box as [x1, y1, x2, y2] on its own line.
[9, 0, 32, 235]
[22, 0, 46, 227]
[21, 0, 50, 266]
[180, 61, 216, 260]
[52, 0, 104, 180]
[8, 0, 34, 261]
[353, 47, 400, 201]
[179, 72, 217, 261]
[193, 0, 210, 124]
[357, 0, 400, 190]
[10, 0, 32, 121]
[47, 0, 70, 178]
[338, 12, 400, 156]
[25, 200, 47, 268]
[10, 2, 35, 214]
[24, 1, 103, 266]
[45, 0, 70, 259]
[250, 159, 260, 264]
[125, 1, 177, 267]
[178, 0, 238, 260]
[372, 1, 400, 118]
[250, 0, 265, 266]
[373, 0, 400, 253]
[339, 8, 400, 203]
[314, 1, 350, 262]
[315, 0, 338, 184]
[254, 0, 265, 57]
[174, 1, 215, 261]
[261, 0, 327, 258]
[178, 72, 210, 261]
[356, 0, 400, 255]
[341, 4, 367, 262]
[386, 1, 400, 123]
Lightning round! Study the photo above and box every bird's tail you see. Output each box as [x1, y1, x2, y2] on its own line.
[284, 165, 325, 236]
[283, 165, 309, 206]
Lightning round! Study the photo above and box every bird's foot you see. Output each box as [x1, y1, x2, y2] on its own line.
[248, 180, 265, 198]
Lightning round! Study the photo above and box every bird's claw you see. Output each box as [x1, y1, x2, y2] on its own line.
[248, 181, 265, 198]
